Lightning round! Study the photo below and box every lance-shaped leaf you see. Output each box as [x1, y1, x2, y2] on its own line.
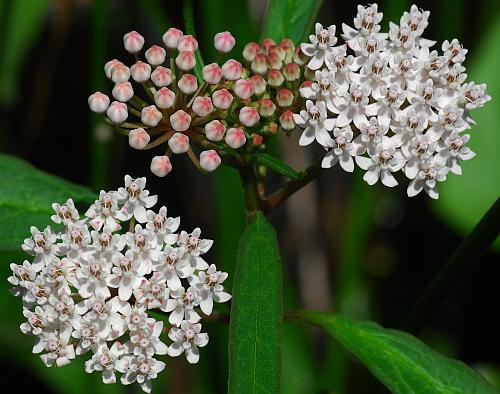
[256, 153, 304, 180]
[296, 311, 497, 394]
[228, 212, 283, 393]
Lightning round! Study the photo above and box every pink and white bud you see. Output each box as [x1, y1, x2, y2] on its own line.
[234, 79, 255, 100]
[212, 88, 234, 110]
[243, 42, 260, 61]
[269, 45, 286, 61]
[130, 61, 152, 82]
[104, 59, 123, 79]
[252, 133, 264, 146]
[221, 59, 242, 80]
[129, 128, 150, 149]
[151, 66, 172, 87]
[88, 92, 110, 113]
[154, 87, 175, 109]
[199, 150, 221, 172]
[225, 127, 247, 149]
[293, 47, 308, 66]
[110, 64, 131, 83]
[141, 105, 163, 127]
[168, 132, 190, 154]
[250, 75, 267, 95]
[283, 63, 300, 81]
[239, 106, 260, 127]
[205, 120, 226, 141]
[151, 156, 172, 177]
[258, 98, 276, 117]
[112, 82, 134, 102]
[202, 63, 223, 85]
[123, 30, 145, 53]
[170, 110, 191, 131]
[163, 27, 183, 49]
[177, 35, 198, 52]
[276, 88, 294, 107]
[214, 31, 236, 53]
[175, 51, 196, 71]
[267, 69, 285, 88]
[145, 45, 166, 66]
[106, 101, 128, 124]
[262, 38, 276, 54]
[267, 52, 283, 69]
[251, 54, 268, 75]
[178, 74, 198, 94]
[192, 96, 214, 117]
[279, 110, 295, 131]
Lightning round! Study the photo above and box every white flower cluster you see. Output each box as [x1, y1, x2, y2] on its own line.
[295, 4, 490, 198]
[8, 175, 231, 393]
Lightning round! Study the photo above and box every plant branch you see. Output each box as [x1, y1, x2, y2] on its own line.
[400, 196, 500, 335]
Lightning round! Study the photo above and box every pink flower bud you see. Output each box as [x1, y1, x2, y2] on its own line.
[243, 42, 260, 61]
[252, 133, 264, 146]
[88, 92, 110, 113]
[130, 61, 152, 82]
[214, 31, 235, 53]
[199, 150, 221, 172]
[170, 110, 191, 131]
[293, 47, 308, 65]
[141, 105, 163, 127]
[104, 59, 122, 79]
[269, 45, 286, 60]
[163, 27, 183, 49]
[151, 156, 172, 177]
[202, 63, 223, 85]
[276, 88, 294, 107]
[178, 74, 198, 94]
[234, 79, 254, 100]
[279, 110, 295, 130]
[168, 132, 190, 154]
[251, 53, 268, 75]
[258, 98, 276, 117]
[280, 38, 295, 53]
[205, 120, 226, 141]
[267, 52, 283, 69]
[262, 38, 276, 54]
[112, 82, 134, 102]
[177, 35, 198, 52]
[129, 128, 150, 149]
[154, 87, 175, 109]
[151, 66, 172, 87]
[267, 69, 284, 88]
[225, 127, 246, 149]
[192, 96, 214, 117]
[250, 75, 267, 95]
[175, 51, 196, 71]
[123, 30, 145, 53]
[106, 101, 128, 123]
[145, 45, 166, 66]
[212, 88, 233, 110]
[110, 64, 131, 83]
[239, 106, 260, 127]
[221, 59, 242, 80]
[283, 63, 300, 81]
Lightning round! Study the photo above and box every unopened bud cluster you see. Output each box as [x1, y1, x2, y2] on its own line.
[89, 27, 309, 177]
[8, 175, 231, 392]
[295, 4, 490, 198]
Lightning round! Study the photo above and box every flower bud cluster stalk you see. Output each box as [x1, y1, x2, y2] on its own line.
[8, 176, 231, 393]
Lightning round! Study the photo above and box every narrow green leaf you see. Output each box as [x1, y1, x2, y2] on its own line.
[297, 311, 497, 394]
[183, 0, 205, 81]
[0, 154, 95, 251]
[261, 0, 323, 43]
[228, 212, 283, 393]
[256, 153, 303, 180]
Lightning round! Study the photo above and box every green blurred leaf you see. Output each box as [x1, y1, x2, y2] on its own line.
[182, 0, 204, 81]
[0, 0, 49, 105]
[228, 212, 283, 393]
[261, 0, 323, 43]
[256, 153, 303, 180]
[0, 154, 95, 251]
[297, 311, 497, 394]
[437, 15, 500, 246]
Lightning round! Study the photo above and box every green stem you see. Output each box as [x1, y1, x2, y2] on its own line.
[400, 196, 500, 334]
[238, 164, 260, 217]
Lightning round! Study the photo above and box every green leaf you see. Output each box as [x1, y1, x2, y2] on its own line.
[256, 153, 303, 180]
[228, 212, 283, 393]
[0, 154, 95, 251]
[296, 311, 497, 394]
[182, 0, 205, 82]
[261, 0, 323, 43]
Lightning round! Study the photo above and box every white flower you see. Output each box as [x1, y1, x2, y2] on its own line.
[301, 23, 339, 70]
[168, 321, 209, 364]
[153, 246, 194, 291]
[352, 116, 390, 155]
[145, 206, 180, 246]
[72, 315, 108, 355]
[177, 228, 213, 270]
[85, 342, 127, 384]
[401, 133, 437, 179]
[321, 126, 355, 172]
[51, 199, 79, 225]
[126, 320, 168, 357]
[20, 305, 54, 335]
[189, 264, 231, 315]
[120, 354, 166, 393]
[77, 255, 112, 299]
[107, 250, 146, 301]
[163, 286, 201, 326]
[437, 132, 475, 175]
[85, 191, 122, 232]
[124, 224, 159, 275]
[22, 226, 60, 270]
[407, 158, 448, 199]
[335, 83, 370, 128]
[134, 272, 170, 310]
[33, 328, 75, 367]
[293, 100, 335, 146]
[117, 176, 158, 223]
